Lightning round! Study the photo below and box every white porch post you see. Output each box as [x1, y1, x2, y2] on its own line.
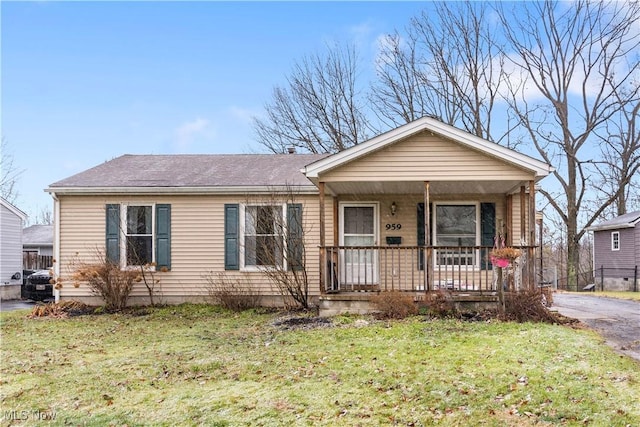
[319, 182, 326, 294]
[529, 180, 536, 290]
[424, 181, 431, 292]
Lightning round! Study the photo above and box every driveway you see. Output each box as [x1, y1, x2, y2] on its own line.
[0, 299, 37, 313]
[553, 293, 640, 362]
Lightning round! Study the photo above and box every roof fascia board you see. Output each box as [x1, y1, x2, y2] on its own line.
[45, 185, 320, 196]
[588, 217, 640, 232]
[303, 117, 554, 178]
[588, 224, 636, 232]
[0, 197, 27, 221]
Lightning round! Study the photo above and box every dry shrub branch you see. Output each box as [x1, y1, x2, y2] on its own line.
[501, 289, 559, 324]
[71, 251, 136, 312]
[204, 272, 260, 312]
[371, 291, 418, 319]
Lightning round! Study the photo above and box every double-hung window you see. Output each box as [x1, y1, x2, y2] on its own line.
[125, 205, 153, 266]
[434, 203, 478, 267]
[224, 203, 303, 271]
[105, 203, 171, 269]
[611, 231, 620, 251]
[243, 205, 284, 268]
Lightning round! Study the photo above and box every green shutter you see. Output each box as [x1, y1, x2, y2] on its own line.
[287, 204, 303, 271]
[417, 203, 432, 270]
[224, 204, 240, 270]
[106, 204, 120, 264]
[155, 204, 171, 270]
[480, 203, 496, 270]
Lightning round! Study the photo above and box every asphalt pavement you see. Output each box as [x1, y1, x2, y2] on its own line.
[553, 292, 640, 362]
[0, 299, 38, 313]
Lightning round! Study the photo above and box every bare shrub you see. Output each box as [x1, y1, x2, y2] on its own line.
[371, 291, 418, 319]
[204, 272, 260, 312]
[423, 289, 458, 318]
[71, 252, 137, 312]
[501, 289, 558, 324]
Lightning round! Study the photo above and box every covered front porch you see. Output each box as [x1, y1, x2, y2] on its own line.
[301, 118, 553, 306]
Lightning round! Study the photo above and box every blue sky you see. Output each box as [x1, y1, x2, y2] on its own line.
[2, 1, 427, 221]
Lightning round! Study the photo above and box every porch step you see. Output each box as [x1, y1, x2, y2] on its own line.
[318, 294, 378, 317]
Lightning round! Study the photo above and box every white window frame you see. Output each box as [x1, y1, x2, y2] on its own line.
[611, 231, 620, 251]
[121, 203, 155, 268]
[432, 201, 480, 269]
[239, 203, 287, 271]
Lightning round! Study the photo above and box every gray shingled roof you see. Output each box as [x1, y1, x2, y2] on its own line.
[23, 225, 53, 246]
[589, 210, 640, 231]
[49, 154, 329, 189]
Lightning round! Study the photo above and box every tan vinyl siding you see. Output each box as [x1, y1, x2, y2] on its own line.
[57, 194, 330, 301]
[509, 193, 530, 245]
[336, 194, 507, 246]
[322, 131, 535, 182]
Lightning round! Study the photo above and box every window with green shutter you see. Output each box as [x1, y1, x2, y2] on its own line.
[416, 202, 495, 270]
[105, 203, 171, 268]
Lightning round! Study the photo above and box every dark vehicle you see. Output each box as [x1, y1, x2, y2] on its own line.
[23, 269, 54, 301]
[20, 269, 36, 299]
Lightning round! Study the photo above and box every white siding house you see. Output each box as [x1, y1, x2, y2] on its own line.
[0, 198, 27, 299]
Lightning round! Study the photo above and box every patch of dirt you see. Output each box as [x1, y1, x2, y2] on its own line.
[272, 316, 334, 331]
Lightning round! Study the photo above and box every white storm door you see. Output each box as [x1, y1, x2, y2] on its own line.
[340, 203, 378, 285]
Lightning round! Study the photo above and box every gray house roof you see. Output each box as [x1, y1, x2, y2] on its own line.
[47, 154, 328, 194]
[589, 210, 640, 232]
[23, 225, 54, 247]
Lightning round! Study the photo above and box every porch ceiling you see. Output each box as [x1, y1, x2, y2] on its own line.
[323, 180, 526, 196]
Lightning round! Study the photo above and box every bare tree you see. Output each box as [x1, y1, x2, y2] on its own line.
[370, 32, 441, 127]
[498, 0, 640, 290]
[590, 96, 640, 218]
[253, 43, 371, 154]
[1, 138, 23, 203]
[371, 1, 513, 144]
[32, 206, 54, 225]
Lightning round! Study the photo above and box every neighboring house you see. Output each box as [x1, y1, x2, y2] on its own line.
[23, 224, 54, 270]
[46, 117, 553, 310]
[0, 198, 27, 299]
[589, 211, 640, 291]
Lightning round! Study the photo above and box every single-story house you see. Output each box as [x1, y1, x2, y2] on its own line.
[23, 224, 54, 270]
[588, 211, 640, 291]
[0, 197, 27, 300]
[46, 117, 553, 311]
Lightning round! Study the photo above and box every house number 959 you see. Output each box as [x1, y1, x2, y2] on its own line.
[385, 223, 402, 230]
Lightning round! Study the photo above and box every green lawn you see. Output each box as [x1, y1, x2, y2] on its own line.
[1, 304, 639, 426]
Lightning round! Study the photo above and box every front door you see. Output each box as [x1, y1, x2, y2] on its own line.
[340, 203, 378, 286]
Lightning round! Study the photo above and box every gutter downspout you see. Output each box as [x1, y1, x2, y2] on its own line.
[51, 192, 61, 303]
